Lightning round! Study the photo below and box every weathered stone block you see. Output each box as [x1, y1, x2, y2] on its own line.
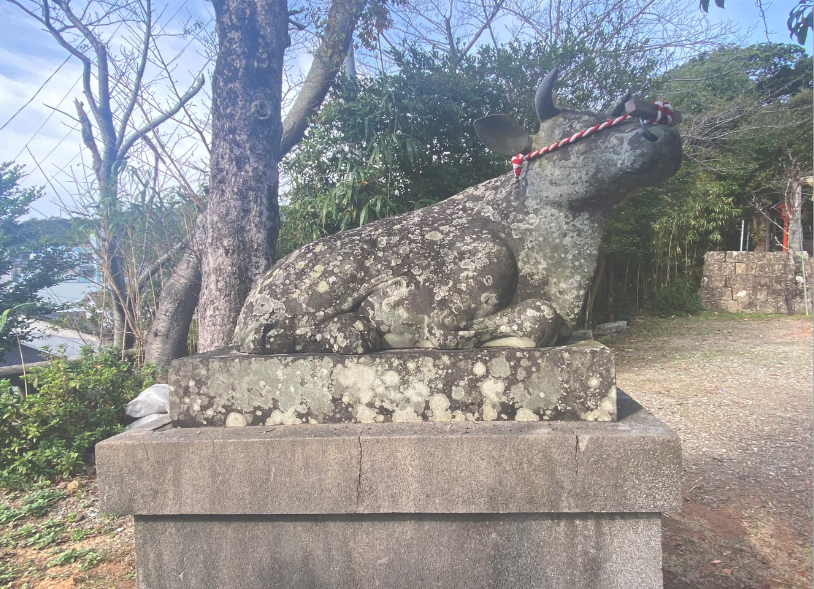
[726, 275, 754, 290]
[756, 300, 782, 314]
[99, 393, 681, 517]
[754, 275, 772, 287]
[754, 261, 777, 275]
[701, 251, 814, 314]
[699, 285, 732, 301]
[725, 251, 750, 262]
[722, 262, 736, 275]
[594, 321, 627, 335]
[132, 513, 664, 589]
[701, 274, 727, 288]
[168, 342, 617, 427]
[706, 299, 740, 313]
[705, 251, 726, 264]
[732, 289, 750, 303]
[735, 262, 756, 275]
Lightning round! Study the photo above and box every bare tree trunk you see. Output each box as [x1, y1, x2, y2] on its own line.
[585, 251, 606, 329]
[197, 0, 290, 352]
[788, 180, 804, 252]
[144, 247, 201, 366]
[606, 256, 614, 323]
[752, 212, 768, 252]
[107, 234, 136, 349]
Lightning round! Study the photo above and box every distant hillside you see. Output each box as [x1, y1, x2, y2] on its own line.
[14, 217, 76, 248]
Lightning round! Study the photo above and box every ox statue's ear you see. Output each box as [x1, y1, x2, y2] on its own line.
[535, 68, 561, 122]
[473, 114, 532, 156]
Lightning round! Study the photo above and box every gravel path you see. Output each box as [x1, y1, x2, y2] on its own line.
[609, 315, 813, 589]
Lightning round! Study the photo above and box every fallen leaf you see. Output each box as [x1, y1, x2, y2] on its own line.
[711, 560, 722, 565]
[798, 571, 807, 577]
[722, 569, 733, 575]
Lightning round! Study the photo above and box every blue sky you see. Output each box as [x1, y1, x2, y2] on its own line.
[0, 0, 809, 217]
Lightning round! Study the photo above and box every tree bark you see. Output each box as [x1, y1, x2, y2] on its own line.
[787, 181, 804, 252]
[585, 251, 606, 329]
[144, 247, 201, 367]
[196, 0, 290, 352]
[279, 0, 365, 157]
[606, 256, 614, 323]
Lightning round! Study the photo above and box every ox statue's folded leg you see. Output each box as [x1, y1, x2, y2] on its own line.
[471, 299, 562, 348]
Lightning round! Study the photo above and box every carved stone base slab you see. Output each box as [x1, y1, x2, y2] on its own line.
[169, 340, 616, 427]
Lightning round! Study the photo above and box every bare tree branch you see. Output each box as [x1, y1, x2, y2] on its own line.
[280, 0, 366, 157]
[117, 0, 152, 149]
[137, 238, 189, 288]
[118, 74, 205, 159]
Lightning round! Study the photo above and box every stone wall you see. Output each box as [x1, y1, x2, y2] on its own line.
[700, 251, 813, 314]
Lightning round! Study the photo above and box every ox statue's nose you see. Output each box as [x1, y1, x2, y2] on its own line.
[626, 123, 682, 178]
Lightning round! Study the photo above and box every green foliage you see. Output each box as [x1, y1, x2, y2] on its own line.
[0, 162, 77, 351]
[69, 526, 93, 543]
[647, 280, 704, 316]
[0, 348, 158, 485]
[19, 489, 67, 517]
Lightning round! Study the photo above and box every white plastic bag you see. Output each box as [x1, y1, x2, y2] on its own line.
[126, 383, 170, 418]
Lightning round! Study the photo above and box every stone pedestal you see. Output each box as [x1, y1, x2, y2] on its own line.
[97, 392, 681, 589]
[168, 341, 617, 427]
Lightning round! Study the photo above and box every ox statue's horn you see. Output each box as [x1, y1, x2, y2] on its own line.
[609, 91, 632, 117]
[535, 68, 561, 122]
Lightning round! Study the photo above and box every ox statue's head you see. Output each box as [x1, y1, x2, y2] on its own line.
[474, 69, 682, 208]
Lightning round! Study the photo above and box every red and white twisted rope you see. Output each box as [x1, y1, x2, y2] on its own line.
[512, 101, 675, 178]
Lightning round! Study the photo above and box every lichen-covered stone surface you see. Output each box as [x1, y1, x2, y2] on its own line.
[168, 340, 616, 427]
[233, 75, 682, 355]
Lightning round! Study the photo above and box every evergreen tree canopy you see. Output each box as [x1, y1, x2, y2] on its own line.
[0, 163, 76, 351]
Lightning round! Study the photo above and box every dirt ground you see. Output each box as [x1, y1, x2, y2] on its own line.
[608, 314, 813, 589]
[0, 313, 811, 588]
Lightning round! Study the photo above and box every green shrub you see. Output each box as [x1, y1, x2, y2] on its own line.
[648, 279, 704, 316]
[0, 347, 158, 485]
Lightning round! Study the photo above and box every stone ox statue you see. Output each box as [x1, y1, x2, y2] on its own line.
[234, 70, 681, 355]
